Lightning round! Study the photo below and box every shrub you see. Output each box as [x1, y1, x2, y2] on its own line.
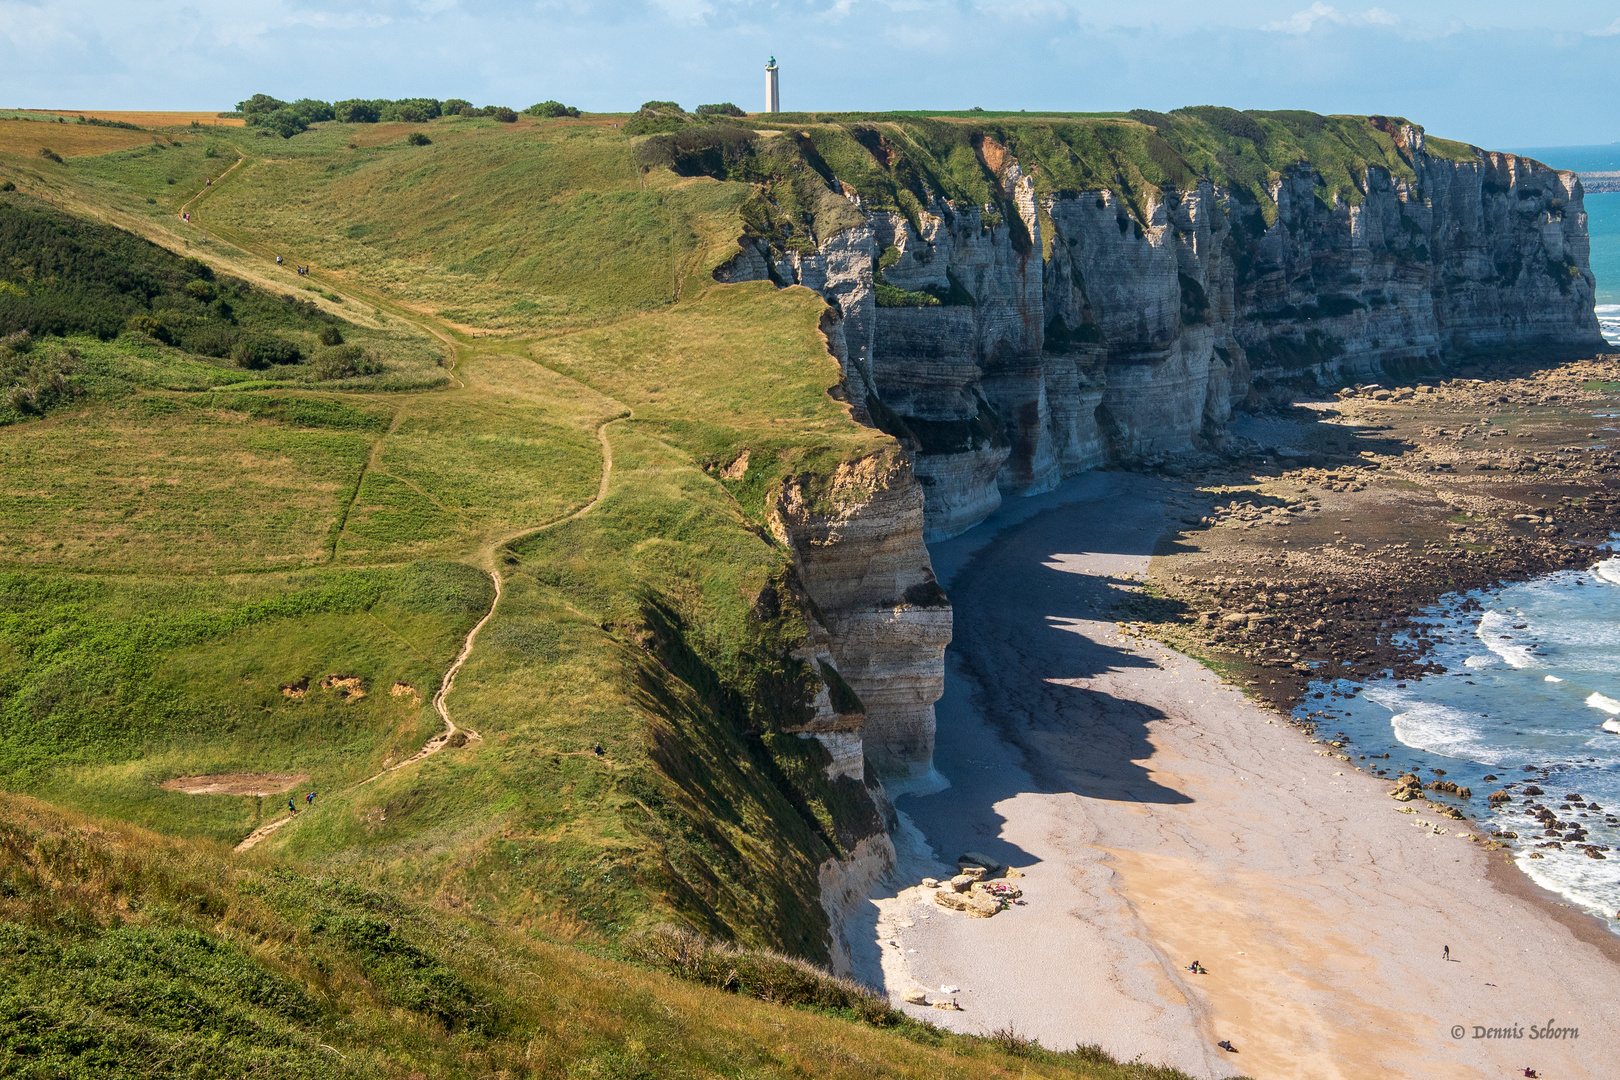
[203, 144, 219, 158]
[334, 99, 379, 123]
[525, 100, 581, 118]
[289, 98, 334, 122]
[311, 343, 383, 380]
[641, 100, 684, 113]
[488, 106, 518, 123]
[259, 109, 310, 139]
[317, 325, 344, 346]
[378, 99, 442, 123]
[125, 314, 173, 343]
[180, 324, 239, 358]
[1, 334, 80, 420]
[236, 93, 288, 118]
[695, 102, 746, 117]
[0, 181, 14, 192]
[442, 98, 474, 116]
[405, 132, 432, 146]
[38, 148, 63, 164]
[230, 333, 303, 369]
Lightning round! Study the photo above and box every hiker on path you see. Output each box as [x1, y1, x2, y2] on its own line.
[306, 792, 315, 806]
[288, 797, 296, 814]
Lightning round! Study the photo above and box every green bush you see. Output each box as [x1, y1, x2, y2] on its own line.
[0, 181, 14, 192]
[405, 132, 432, 146]
[289, 98, 334, 122]
[525, 100, 581, 118]
[38, 148, 62, 164]
[334, 99, 379, 124]
[230, 333, 303, 370]
[310, 343, 383, 380]
[1, 332, 81, 421]
[236, 93, 287, 118]
[317, 325, 344, 346]
[442, 98, 473, 116]
[258, 109, 310, 139]
[696, 103, 746, 117]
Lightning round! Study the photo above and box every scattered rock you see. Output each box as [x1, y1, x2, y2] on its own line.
[1389, 773, 1427, 802]
[934, 889, 1000, 918]
[956, 864, 988, 882]
[901, 989, 928, 1005]
[1523, 785, 1544, 796]
[948, 874, 975, 893]
[1488, 790, 1512, 806]
[920, 877, 940, 889]
[958, 851, 1001, 874]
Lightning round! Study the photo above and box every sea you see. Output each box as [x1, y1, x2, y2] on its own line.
[1296, 144, 1620, 931]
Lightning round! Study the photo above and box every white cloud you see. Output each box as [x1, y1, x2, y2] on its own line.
[1590, 16, 1620, 36]
[1262, 3, 1401, 35]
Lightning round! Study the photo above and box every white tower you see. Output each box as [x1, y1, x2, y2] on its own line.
[765, 56, 780, 114]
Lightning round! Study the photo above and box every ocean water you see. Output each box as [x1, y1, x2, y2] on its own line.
[1513, 144, 1620, 343]
[1295, 554, 1620, 932]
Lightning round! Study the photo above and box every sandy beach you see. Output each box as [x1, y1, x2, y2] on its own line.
[848, 471, 1619, 1079]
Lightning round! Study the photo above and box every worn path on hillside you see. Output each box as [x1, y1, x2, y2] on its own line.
[185, 154, 633, 853]
[851, 471, 1620, 1080]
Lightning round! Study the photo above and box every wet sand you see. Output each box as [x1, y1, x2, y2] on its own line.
[850, 471, 1619, 1080]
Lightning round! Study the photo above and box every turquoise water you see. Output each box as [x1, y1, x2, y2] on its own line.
[1298, 555, 1620, 932]
[1514, 144, 1620, 338]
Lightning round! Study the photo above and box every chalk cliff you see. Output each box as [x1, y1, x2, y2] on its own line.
[689, 108, 1604, 776]
[715, 115, 1604, 542]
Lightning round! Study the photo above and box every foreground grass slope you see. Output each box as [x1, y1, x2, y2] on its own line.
[2, 797, 1201, 1080]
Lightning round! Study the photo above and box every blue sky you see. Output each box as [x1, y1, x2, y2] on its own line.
[1, 1, 1616, 148]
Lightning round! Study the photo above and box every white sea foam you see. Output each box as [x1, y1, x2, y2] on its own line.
[1475, 610, 1537, 668]
[1389, 702, 1517, 764]
[1463, 654, 1497, 668]
[1546, 675, 1564, 682]
[1600, 304, 1620, 347]
[1605, 718, 1620, 735]
[1588, 692, 1620, 715]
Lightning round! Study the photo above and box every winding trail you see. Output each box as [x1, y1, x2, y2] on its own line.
[182, 153, 629, 853]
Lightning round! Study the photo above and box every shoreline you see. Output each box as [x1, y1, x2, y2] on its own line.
[848, 469, 1620, 1080]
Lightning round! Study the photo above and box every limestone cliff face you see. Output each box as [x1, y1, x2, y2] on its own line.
[771, 451, 951, 778]
[729, 129, 1603, 541]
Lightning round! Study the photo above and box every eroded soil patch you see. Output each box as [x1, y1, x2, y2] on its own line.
[161, 772, 309, 796]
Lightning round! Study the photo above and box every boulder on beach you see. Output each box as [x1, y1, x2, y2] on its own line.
[1389, 773, 1427, 802]
[935, 889, 1000, 918]
[958, 852, 1001, 874]
[948, 874, 975, 893]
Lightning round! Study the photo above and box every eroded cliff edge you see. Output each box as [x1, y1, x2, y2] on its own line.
[695, 110, 1604, 542]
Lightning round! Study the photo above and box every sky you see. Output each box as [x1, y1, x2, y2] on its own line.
[2, 1, 1617, 149]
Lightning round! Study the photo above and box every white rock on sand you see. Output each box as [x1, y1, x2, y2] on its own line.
[846, 471, 1620, 1080]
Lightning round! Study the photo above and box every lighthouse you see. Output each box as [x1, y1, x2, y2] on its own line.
[765, 56, 780, 114]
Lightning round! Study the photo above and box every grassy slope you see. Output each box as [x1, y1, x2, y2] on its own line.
[0, 113, 894, 968]
[0, 796, 1194, 1080]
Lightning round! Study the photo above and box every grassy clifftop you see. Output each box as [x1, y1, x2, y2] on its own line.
[0, 109, 894, 972]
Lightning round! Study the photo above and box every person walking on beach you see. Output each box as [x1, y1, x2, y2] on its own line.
[1443, 944, 1450, 961]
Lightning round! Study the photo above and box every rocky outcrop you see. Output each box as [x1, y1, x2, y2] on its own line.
[772, 451, 951, 777]
[732, 125, 1604, 542]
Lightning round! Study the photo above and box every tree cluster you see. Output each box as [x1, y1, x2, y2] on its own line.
[230, 94, 583, 133]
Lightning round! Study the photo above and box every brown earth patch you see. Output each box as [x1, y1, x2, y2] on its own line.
[280, 676, 309, 699]
[161, 772, 308, 796]
[321, 674, 365, 700]
[389, 680, 419, 703]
